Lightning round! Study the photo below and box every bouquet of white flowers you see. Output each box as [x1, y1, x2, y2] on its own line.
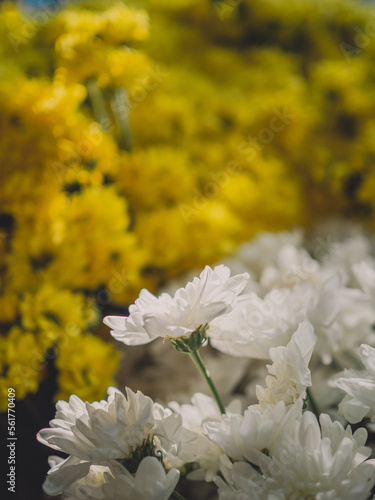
[38, 230, 375, 499]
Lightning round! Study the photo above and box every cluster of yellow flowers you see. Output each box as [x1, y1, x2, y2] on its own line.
[142, 0, 375, 223]
[2, 0, 375, 409]
[0, 1, 149, 407]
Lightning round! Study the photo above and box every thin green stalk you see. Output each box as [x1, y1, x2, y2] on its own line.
[86, 78, 111, 131]
[171, 491, 187, 500]
[112, 87, 132, 151]
[306, 387, 320, 419]
[189, 350, 226, 415]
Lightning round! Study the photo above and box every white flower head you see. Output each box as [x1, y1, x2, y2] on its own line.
[272, 412, 375, 500]
[209, 279, 331, 361]
[214, 461, 285, 500]
[210, 272, 375, 365]
[42, 456, 93, 497]
[47, 456, 179, 500]
[167, 392, 242, 482]
[213, 411, 375, 500]
[104, 265, 249, 349]
[100, 456, 180, 500]
[45, 458, 125, 499]
[255, 321, 316, 410]
[321, 234, 375, 287]
[228, 230, 304, 283]
[37, 387, 176, 461]
[352, 260, 375, 295]
[203, 400, 303, 467]
[335, 343, 375, 423]
[37, 387, 182, 494]
[209, 290, 291, 359]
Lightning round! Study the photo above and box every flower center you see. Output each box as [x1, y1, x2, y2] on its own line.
[117, 436, 156, 474]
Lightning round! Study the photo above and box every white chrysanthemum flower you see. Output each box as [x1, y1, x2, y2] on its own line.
[41, 456, 93, 497]
[352, 260, 375, 296]
[209, 290, 291, 359]
[210, 274, 375, 365]
[203, 400, 303, 467]
[224, 230, 303, 281]
[104, 265, 249, 348]
[270, 412, 375, 500]
[259, 243, 322, 291]
[331, 287, 375, 360]
[222, 230, 334, 294]
[48, 456, 180, 500]
[45, 457, 125, 499]
[209, 276, 339, 361]
[255, 321, 315, 410]
[335, 344, 375, 424]
[100, 456, 180, 500]
[37, 387, 182, 495]
[214, 461, 284, 500]
[213, 411, 375, 500]
[167, 393, 241, 482]
[321, 234, 375, 288]
[38, 387, 181, 461]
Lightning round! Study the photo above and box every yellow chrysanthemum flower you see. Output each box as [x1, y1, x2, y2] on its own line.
[54, 332, 122, 402]
[0, 328, 44, 409]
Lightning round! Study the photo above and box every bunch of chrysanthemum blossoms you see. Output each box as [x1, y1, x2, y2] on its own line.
[38, 230, 375, 499]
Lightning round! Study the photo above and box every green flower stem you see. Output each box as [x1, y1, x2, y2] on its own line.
[188, 350, 226, 415]
[306, 387, 320, 419]
[112, 87, 132, 152]
[86, 78, 110, 132]
[171, 491, 187, 500]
